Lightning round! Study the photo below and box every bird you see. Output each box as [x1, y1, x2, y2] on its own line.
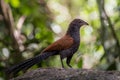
[6, 18, 88, 75]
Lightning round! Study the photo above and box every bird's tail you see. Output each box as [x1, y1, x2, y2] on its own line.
[6, 51, 56, 74]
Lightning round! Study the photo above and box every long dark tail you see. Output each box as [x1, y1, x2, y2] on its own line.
[6, 51, 56, 74]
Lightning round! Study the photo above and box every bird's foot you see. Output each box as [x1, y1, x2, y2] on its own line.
[68, 64, 72, 68]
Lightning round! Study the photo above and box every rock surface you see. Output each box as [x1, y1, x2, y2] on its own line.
[11, 68, 120, 80]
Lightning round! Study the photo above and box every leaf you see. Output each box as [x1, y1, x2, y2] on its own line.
[10, 0, 20, 8]
[77, 58, 83, 68]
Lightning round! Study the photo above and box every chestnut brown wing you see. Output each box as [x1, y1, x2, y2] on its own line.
[42, 35, 74, 52]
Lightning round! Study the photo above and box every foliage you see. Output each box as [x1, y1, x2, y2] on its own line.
[0, 0, 120, 79]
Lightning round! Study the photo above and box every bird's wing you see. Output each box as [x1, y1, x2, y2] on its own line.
[42, 35, 74, 52]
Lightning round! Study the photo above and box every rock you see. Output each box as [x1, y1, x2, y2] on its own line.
[11, 68, 120, 80]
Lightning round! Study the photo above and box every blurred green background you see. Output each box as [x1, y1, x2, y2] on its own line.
[0, 0, 120, 79]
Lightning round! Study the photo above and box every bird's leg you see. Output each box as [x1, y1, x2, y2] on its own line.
[66, 55, 73, 68]
[60, 56, 64, 68]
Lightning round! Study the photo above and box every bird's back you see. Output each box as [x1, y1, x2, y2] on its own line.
[42, 35, 74, 53]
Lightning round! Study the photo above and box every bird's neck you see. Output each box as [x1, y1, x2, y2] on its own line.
[66, 25, 80, 42]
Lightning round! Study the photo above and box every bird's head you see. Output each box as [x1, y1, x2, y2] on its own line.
[66, 18, 88, 35]
[70, 19, 88, 28]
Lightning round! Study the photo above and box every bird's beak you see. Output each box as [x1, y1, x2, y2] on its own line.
[83, 21, 89, 25]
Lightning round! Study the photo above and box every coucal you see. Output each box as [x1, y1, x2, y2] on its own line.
[6, 19, 88, 75]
